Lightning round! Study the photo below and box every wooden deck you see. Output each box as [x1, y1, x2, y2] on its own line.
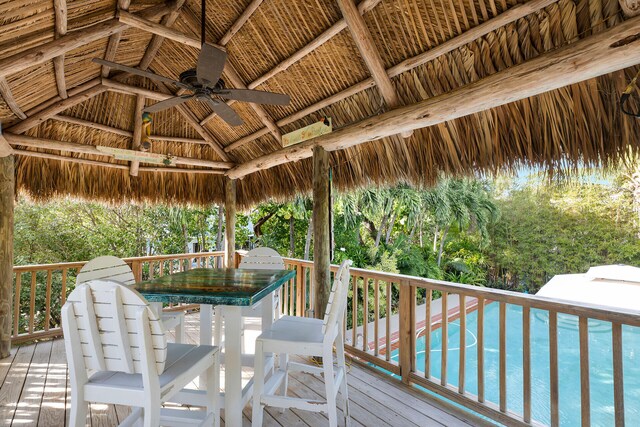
[0, 314, 488, 427]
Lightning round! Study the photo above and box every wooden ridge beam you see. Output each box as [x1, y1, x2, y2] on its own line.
[0, 78, 26, 120]
[53, 0, 68, 98]
[123, 10, 284, 143]
[226, 16, 640, 179]
[129, 95, 145, 176]
[337, 0, 411, 138]
[0, 1, 177, 78]
[247, 0, 382, 90]
[225, 0, 557, 152]
[7, 81, 106, 134]
[101, 0, 132, 78]
[13, 149, 224, 174]
[4, 133, 234, 169]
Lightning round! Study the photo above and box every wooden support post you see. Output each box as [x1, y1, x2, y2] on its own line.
[312, 146, 330, 319]
[224, 178, 237, 268]
[0, 155, 14, 358]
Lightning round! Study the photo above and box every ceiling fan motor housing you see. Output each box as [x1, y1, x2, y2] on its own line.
[179, 69, 225, 90]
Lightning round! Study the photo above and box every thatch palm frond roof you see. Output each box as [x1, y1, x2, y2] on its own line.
[0, 0, 638, 207]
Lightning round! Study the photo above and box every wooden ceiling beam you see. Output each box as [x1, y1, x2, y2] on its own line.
[100, 0, 132, 78]
[121, 10, 284, 143]
[226, 15, 640, 179]
[7, 80, 106, 134]
[0, 131, 13, 157]
[218, 0, 264, 46]
[247, 0, 382, 90]
[0, 1, 177, 78]
[337, 0, 411, 138]
[53, 0, 68, 98]
[129, 95, 145, 176]
[620, 0, 640, 17]
[4, 133, 233, 169]
[138, 0, 187, 71]
[225, 0, 557, 152]
[0, 78, 26, 120]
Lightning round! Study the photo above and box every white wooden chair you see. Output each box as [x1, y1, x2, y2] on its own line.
[214, 247, 285, 348]
[251, 260, 352, 427]
[77, 255, 185, 343]
[62, 281, 220, 427]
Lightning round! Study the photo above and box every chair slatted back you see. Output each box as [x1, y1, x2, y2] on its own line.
[77, 256, 136, 286]
[239, 247, 285, 270]
[322, 260, 352, 336]
[62, 281, 167, 375]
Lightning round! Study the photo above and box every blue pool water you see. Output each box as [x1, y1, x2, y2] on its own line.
[389, 303, 640, 426]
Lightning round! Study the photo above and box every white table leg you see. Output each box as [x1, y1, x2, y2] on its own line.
[199, 304, 213, 388]
[224, 305, 243, 427]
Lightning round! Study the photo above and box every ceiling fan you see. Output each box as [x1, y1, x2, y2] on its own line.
[93, 0, 290, 127]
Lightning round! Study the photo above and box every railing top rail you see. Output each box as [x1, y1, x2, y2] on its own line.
[13, 251, 226, 271]
[281, 256, 640, 326]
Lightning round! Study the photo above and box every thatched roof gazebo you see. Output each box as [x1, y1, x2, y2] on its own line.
[0, 0, 640, 384]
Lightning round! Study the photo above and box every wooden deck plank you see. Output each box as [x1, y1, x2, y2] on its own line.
[13, 340, 52, 426]
[0, 344, 36, 426]
[38, 339, 68, 427]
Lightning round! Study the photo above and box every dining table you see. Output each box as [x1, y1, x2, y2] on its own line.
[134, 267, 296, 426]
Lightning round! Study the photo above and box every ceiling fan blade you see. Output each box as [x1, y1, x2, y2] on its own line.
[215, 88, 290, 106]
[143, 95, 193, 113]
[197, 43, 227, 87]
[92, 58, 193, 91]
[204, 98, 243, 127]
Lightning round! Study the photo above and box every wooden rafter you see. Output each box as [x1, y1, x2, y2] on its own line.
[0, 133, 12, 157]
[7, 80, 106, 134]
[4, 133, 233, 169]
[218, 0, 264, 46]
[337, 0, 411, 138]
[620, 0, 640, 17]
[224, 0, 557, 153]
[119, 10, 284, 143]
[0, 78, 26, 120]
[226, 15, 640, 179]
[0, 2, 177, 79]
[53, 0, 68, 98]
[138, 0, 187, 71]
[246, 0, 382, 90]
[129, 95, 145, 176]
[100, 0, 132, 78]
[52, 114, 207, 144]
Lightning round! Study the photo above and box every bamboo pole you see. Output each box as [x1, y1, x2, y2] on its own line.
[226, 16, 640, 179]
[312, 146, 330, 320]
[0, 155, 14, 358]
[224, 178, 237, 268]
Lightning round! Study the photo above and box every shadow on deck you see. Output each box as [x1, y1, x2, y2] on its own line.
[0, 313, 488, 426]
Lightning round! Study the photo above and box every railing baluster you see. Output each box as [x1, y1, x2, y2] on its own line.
[289, 273, 295, 316]
[523, 305, 531, 423]
[499, 302, 507, 413]
[352, 276, 358, 347]
[425, 288, 432, 378]
[612, 322, 624, 427]
[363, 276, 369, 352]
[579, 316, 590, 427]
[29, 271, 36, 334]
[477, 297, 485, 403]
[549, 310, 559, 427]
[386, 282, 391, 361]
[458, 294, 466, 394]
[13, 272, 21, 337]
[44, 270, 52, 331]
[374, 279, 380, 357]
[441, 292, 448, 386]
[61, 268, 68, 305]
[296, 264, 304, 316]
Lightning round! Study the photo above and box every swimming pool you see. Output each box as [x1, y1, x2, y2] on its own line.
[389, 303, 640, 426]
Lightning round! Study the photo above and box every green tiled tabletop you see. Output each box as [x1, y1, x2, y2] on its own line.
[134, 268, 296, 306]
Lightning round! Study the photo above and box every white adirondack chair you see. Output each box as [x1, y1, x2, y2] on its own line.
[251, 260, 352, 427]
[77, 255, 185, 343]
[214, 247, 285, 348]
[62, 281, 220, 427]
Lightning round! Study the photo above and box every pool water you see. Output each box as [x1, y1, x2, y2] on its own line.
[390, 303, 640, 426]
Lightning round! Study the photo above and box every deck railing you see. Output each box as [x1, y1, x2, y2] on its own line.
[11, 251, 225, 344]
[10, 252, 640, 426]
